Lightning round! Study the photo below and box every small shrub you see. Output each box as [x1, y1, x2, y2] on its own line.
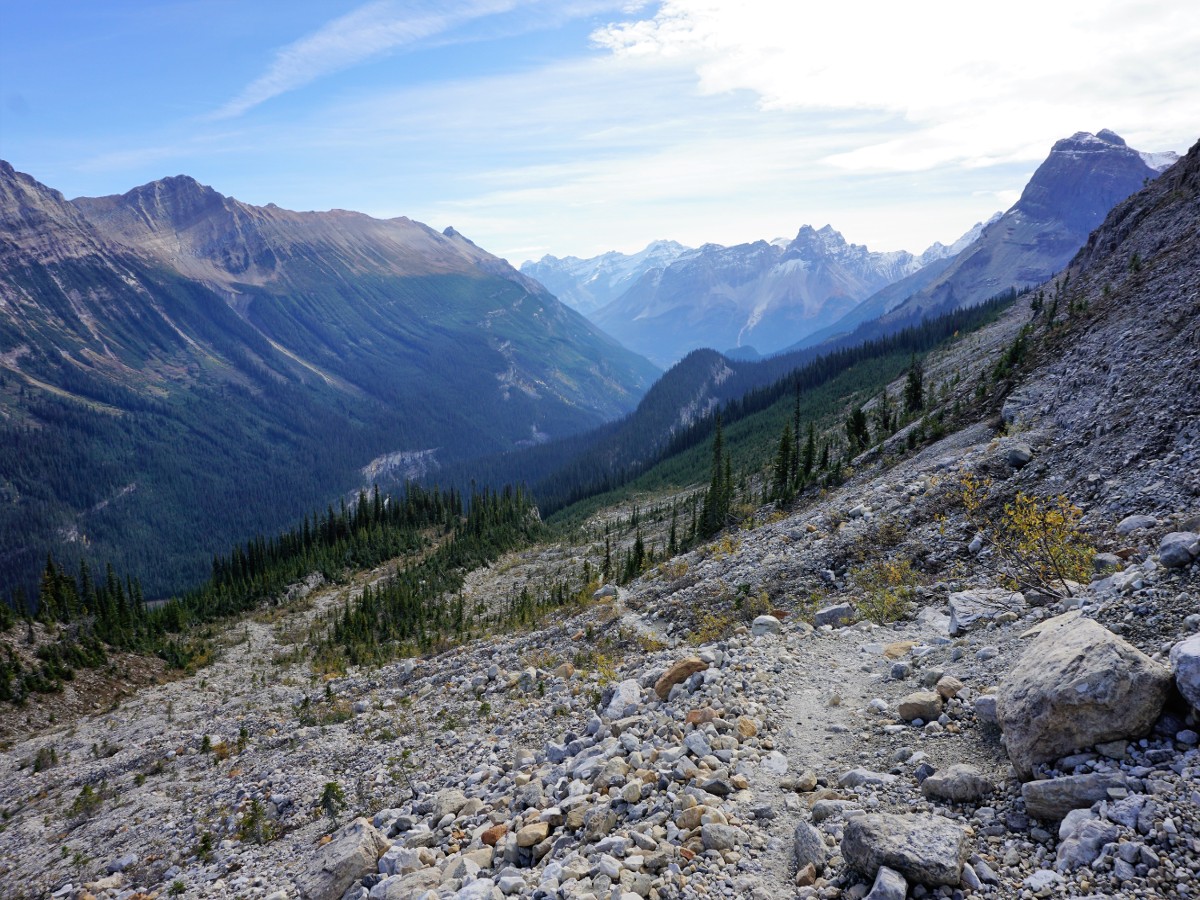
[168, 880, 186, 897]
[238, 798, 277, 844]
[960, 473, 1095, 596]
[69, 783, 105, 818]
[33, 746, 58, 772]
[851, 560, 919, 624]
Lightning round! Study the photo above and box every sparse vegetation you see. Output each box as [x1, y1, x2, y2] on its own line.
[851, 559, 919, 624]
[960, 473, 1095, 597]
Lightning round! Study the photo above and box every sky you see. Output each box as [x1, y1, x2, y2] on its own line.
[2, 0, 1197, 264]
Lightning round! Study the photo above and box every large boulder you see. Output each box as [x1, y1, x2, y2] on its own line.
[1160, 532, 1200, 568]
[996, 613, 1171, 780]
[296, 817, 390, 900]
[1021, 773, 1130, 821]
[793, 820, 827, 874]
[841, 813, 968, 887]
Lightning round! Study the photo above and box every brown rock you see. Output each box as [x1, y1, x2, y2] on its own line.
[795, 863, 817, 886]
[481, 823, 508, 846]
[884, 641, 916, 659]
[935, 676, 964, 699]
[898, 691, 943, 722]
[655, 657, 708, 700]
[736, 716, 758, 738]
[686, 708, 718, 725]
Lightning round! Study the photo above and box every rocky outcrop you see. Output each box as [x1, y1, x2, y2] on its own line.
[996, 613, 1172, 779]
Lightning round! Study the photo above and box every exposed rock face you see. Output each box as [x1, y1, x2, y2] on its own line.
[996, 614, 1171, 780]
[841, 813, 969, 886]
[295, 817, 389, 900]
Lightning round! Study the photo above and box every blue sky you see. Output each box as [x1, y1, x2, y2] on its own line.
[2, 1, 1197, 263]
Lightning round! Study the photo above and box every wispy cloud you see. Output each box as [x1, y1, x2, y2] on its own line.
[212, 0, 522, 119]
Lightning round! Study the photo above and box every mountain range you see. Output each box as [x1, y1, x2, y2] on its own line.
[525, 130, 1175, 366]
[0, 164, 657, 594]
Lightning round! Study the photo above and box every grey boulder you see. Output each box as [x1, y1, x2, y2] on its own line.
[920, 764, 994, 803]
[296, 817, 391, 900]
[1170, 633, 1200, 709]
[996, 613, 1171, 780]
[841, 813, 968, 887]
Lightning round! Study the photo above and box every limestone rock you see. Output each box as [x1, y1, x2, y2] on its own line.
[1160, 532, 1200, 568]
[653, 658, 708, 700]
[793, 820, 827, 874]
[948, 589, 1025, 635]
[751, 615, 782, 636]
[898, 691, 942, 722]
[865, 865, 908, 900]
[1021, 773, 1130, 821]
[604, 679, 641, 717]
[996, 613, 1171, 780]
[1170, 633, 1200, 709]
[296, 817, 390, 900]
[841, 813, 968, 887]
[920, 764, 994, 803]
[814, 603, 854, 628]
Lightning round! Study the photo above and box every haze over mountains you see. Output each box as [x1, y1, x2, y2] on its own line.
[0, 163, 657, 593]
[524, 131, 1176, 366]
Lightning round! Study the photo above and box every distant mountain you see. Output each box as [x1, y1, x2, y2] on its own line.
[520, 240, 691, 315]
[788, 215, 1000, 350]
[586, 224, 973, 367]
[872, 129, 1170, 327]
[0, 163, 658, 595]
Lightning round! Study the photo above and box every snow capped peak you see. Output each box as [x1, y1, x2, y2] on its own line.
[1140, 150, 1180, 173]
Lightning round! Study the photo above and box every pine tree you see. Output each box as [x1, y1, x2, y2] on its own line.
[801, 422, 816, 480]
[772, 423, 794, 502]
[845, 406, 869, 456]
[904, 356, 925, 413]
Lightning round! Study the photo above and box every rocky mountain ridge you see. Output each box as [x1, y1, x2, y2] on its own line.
[0, 163, 657, 595]
[863, 129, 1171, 332]
[520, 241, 692, 317]
[585, 223, 978, 367]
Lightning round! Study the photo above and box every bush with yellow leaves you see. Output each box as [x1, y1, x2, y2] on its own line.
[960, 472, 1094, 597]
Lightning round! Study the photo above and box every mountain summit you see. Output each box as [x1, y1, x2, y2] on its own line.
[871, 129, 1171, 326]
[578, 224, 974, 367]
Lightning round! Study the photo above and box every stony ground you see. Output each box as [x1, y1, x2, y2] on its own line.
[1, 389, 1197, 900]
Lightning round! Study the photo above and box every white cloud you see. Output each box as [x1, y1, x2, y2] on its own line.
[213, 0, 522, 119]
[592, 0, 1200, 171]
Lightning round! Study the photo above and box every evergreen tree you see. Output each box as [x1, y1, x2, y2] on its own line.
[904, 356, 925, 413]
[771, 423, 794, 502]
[801, 422, 816, 480]
[845, 406, 869, 456]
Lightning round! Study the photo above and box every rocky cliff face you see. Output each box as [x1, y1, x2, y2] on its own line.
[877, 130, 1169, 326]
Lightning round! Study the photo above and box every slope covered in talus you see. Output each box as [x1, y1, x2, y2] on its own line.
[0, 163, 657, 595]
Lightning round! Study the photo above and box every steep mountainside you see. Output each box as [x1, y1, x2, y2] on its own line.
[0, 163, 657, 594]
[520, 240, 691, 315]
[874, 130, 1171, 327]
[589, 224, 975, 366]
